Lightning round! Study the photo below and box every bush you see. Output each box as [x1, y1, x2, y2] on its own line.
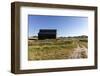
[79, 39, 88, 42]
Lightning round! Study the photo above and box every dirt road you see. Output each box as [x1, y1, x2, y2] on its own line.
[69, 41, 88, 59]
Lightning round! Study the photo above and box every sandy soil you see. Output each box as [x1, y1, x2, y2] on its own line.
[69, 42, 88, 59]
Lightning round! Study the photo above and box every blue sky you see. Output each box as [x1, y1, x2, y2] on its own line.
[28, 15, 88, 37]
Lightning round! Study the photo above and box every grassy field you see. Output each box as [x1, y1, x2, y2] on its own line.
[28, 37, 88, 60]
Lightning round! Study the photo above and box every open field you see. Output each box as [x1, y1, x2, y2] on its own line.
[28, 37, 88, 60]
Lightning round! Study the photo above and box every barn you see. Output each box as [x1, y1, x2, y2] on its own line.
[38, 29, 56, 40]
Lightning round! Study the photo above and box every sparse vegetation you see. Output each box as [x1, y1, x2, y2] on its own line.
[28, 36, 88, 60]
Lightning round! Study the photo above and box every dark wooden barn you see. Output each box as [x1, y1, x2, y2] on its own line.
[38, 29, 56, 40]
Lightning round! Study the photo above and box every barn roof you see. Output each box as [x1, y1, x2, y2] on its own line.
[39, 29, 57, 34]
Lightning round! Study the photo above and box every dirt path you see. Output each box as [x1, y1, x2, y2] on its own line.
[69, 42, 88, 59]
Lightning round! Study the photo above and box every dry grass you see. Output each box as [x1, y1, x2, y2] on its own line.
[28, 38, 88, 60]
